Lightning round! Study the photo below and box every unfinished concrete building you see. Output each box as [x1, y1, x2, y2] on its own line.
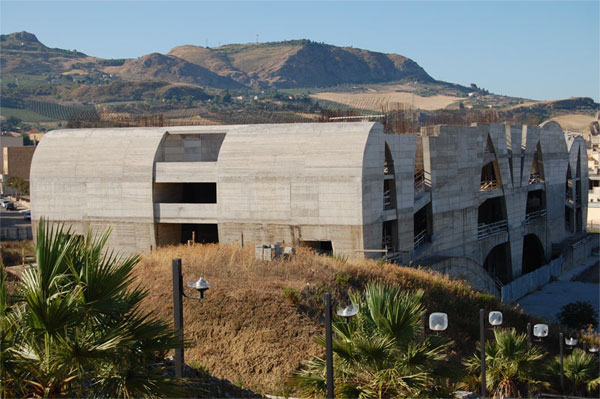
[30, 121, 590, 295]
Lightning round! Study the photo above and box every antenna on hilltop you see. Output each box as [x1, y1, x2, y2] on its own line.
[205, 39, 208, 48]
[256, 33, 259, 44]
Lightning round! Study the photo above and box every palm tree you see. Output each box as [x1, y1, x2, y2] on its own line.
[547, 348, 599, 396]
[463, 328, 547, 399]
[292, 283, 455, 399]
[0, 219, 184, 398]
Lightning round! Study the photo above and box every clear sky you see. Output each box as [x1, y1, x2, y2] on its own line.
[1, 0, 599, 101]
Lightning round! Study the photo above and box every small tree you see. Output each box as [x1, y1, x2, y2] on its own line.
[547, 348, 599, 396]
[292, 284, 456, 398]
[0, 219, 185, 398]
[463, 328, 547, 398]
[557, 301, 599, 332]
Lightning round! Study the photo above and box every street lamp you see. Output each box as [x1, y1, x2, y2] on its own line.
[478, 310, 503, 399]
[324, 293, 358, 399]
[172, 258, 210, 378]
[428, 312, 448, 332]
[533, 324, 548, 341]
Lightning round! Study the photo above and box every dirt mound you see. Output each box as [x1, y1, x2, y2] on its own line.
[136, 244, 541, 395]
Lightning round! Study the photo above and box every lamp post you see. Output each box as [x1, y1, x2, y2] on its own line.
[324, 293, 358, 399]
[478, 310, 503, 399]
[533, 323, 548, 342]
[559, 332, 565, 394]
[428, 312, 448, 333]
[172, 258, 210, 378]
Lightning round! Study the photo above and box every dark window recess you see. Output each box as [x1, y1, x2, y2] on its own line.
[300, 240, 333, 255]
[522, 234, 545, 275]
[526, 190, 546, 213]
[483, 243, 512, 286]
[154, 183, 216, 203]
[182, 224, 219, 244]
[478, 197, 506, 225]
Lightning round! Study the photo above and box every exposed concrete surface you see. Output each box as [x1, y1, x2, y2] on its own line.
[516, 256, 600, 325]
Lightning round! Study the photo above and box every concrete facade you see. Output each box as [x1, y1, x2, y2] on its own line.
[30, 121, 589, 295]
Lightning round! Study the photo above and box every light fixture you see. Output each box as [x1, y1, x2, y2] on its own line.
[187, 277, 210, 299]
[533, 323, 548, 340]
[488, 311, 503, 327]
[565, 337, 577, 348]
[337, 303, 359, 323]
[429, 312, 448, 332]
[589, 346, 599, 353]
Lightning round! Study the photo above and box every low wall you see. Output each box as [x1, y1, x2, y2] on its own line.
[501, 257, 563, 303]
[0, 226, 33, 241]
[562, 234, 597, 272]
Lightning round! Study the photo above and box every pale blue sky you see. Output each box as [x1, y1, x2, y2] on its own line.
[1, 0, 598, 101]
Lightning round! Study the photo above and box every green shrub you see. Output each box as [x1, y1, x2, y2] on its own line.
[335, 272, 352, 287]
[282, 287, 300, 305]
[556, 301, 599, 331]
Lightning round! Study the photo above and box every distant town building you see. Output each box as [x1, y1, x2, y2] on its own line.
[30, 122, 591, 295]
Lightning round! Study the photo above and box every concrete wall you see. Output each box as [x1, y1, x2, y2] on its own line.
[29, 121, 589, 296]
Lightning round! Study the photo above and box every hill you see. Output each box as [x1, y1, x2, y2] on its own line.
[136, 244, 557, 396]
[170, 40, 434, 88]
[104, 53, 243, 89]
[0, 31, 92, 73]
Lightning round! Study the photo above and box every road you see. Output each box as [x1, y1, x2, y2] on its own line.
[0, 208, 31, 229]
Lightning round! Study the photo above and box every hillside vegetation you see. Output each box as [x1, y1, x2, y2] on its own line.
[137, 244, 549, 395]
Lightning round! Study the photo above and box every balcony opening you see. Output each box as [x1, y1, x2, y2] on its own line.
[565, 206, 574, 233]
[154, 183, 216, 203]
[383, 179, 396, 210]
[566, 165, 573, 202]
[478, 197, 508, 239]
[525, 189, 546, 224]
[480, 161, 501, 191]
[156, 223, 219, 246]
[382, 220, 397, 253]
[384, 144, 395, 176]
[576, 208, 583, 232]
[529, 142, 545, 184]
[413, 203, 432, 249]
[483, 243, 511, 287]
[522, 234, 545, 274]
[300, 240, 333, 255]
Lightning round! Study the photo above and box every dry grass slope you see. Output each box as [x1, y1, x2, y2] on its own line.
[137, 244, 542, 395]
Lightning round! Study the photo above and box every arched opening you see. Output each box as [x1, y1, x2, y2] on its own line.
[413, 202, 432, 250]
[383, 144, 396, 210]
[565, 165, 574, 232]
[478, 197, 508, 238]
[480, 161, 501, 191]
[522, 234, 546, 274]
[529, 141, 544, 184]
[483, 243, 512, 286]
[525, 189, 546, 223]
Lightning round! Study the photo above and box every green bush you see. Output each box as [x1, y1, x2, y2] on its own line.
[557, 301, 599, 331]
[282, 287, 300, 305]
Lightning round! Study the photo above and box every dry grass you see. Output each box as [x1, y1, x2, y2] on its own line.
[137, 244, 540, 395]
[311, 90, 461, 111]
[548, 114, 595, 132]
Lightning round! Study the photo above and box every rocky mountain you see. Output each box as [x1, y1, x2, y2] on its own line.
[1, 32, 435, 89]
[169, 40, 434, 88]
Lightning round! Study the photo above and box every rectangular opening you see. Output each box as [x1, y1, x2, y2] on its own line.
[300, 240, 333, 255]
[156, 223, 219, 246]
[154, 183, 216, 203]
[159, 133, 226, 162]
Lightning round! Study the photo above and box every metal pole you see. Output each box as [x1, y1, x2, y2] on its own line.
[480, 309, 486, 399]
[325, 293, 334, 399]
[527, 322, 532, 346]
[172, 258, 184, 378]
[560, 332, 565, 394]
